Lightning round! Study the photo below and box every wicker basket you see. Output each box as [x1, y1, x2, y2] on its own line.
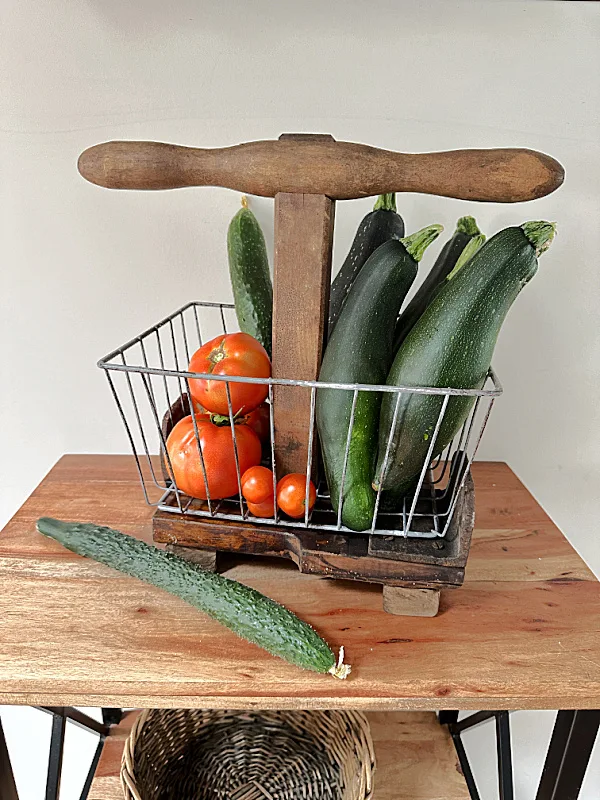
[121, 708, 375, 800]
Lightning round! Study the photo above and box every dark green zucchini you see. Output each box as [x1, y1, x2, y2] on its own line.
[374, 221, 556, 495]
[328, 193, 405, 337]
[36, 518, 350, 678]
[317, 226, 442, 531]
[393, 216, 484, 352]
[228, 197, 273, 355]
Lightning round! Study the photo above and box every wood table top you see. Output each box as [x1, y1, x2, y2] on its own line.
[0, 456, 598, 710]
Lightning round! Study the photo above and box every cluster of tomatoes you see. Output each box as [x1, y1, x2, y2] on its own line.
[165, 331, 316, 519]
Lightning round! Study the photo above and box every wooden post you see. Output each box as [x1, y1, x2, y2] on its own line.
[272, 192, 335, 476]
[271, 143, 336, 477]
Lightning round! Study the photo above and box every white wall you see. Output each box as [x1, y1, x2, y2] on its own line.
[2, 1, 599, 798]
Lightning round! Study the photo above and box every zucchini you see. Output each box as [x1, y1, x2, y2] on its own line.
[374, 221, 556, 495]
[328, 193, 405, 337]
[393, 216, 484, 351]
[36, 518, 350, 678]
[317, 226, 442, 531]
[228, 197, 273, 355]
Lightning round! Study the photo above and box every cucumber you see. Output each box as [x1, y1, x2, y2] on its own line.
[374, 221, 556, 495]
[328, 194, 405, 337]
[36, 518, 350, 678]
[393, 216, 484, 352]
[228, 197, 273, 355]
[317, 226, 442, 531]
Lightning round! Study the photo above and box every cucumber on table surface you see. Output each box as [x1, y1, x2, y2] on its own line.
[328, 193, 405, 337]
[374, 221, 556, 496]
[393, 216, 484, 352]
[228, 197, 273, 355]
[317, 225, 442, 531]
[36, 518, 350, 678]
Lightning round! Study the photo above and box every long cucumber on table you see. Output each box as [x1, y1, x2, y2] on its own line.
[37, 517, 351, 678]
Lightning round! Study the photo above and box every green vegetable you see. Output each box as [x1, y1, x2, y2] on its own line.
[374, 221, 556, 495]
[228, 197, 273, 355]
[36, 518, 350, 678]
[393, 216, 484, 352]
[317, 226, 442, 531]
[328, 194, 405, 337]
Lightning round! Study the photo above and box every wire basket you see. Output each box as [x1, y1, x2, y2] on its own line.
[99, 301, 501, 540]
[121, 708, 375, 800]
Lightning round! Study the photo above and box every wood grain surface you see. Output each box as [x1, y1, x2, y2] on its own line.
[89, 710, 469, 800]
[272, 190, 335, 475]
[77, 138, 564, 202]
[0, 457, 598, 710]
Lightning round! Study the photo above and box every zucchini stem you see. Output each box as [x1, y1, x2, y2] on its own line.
[445, 233, 486, 281]
[521, 221, 556, 256]
[455, 215, 481, 237]
[373, 193, 397, 212]
[400, 224, 444, 263]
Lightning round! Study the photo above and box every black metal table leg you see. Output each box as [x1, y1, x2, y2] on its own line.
[0, 717, 19, 800]
[45, 712, 66, 800]
[439, 710, 459, 725]
[536, 710, 600, 800]
[78, 736, 106, 800]
[496, 711, 514, 800]
[451, 728, 482, 800]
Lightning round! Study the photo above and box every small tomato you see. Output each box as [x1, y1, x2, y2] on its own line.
[188, 332, 271, 416]
[241, 465, 275, 504]
[166, 414, 261, 500]
[247, 497, 276, 518]
[276, 474, 317, 519]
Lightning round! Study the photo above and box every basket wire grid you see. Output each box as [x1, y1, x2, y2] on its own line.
[99, 301, 502, 539]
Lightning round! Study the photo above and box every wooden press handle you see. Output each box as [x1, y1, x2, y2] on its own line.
[78, 137, 564, 203]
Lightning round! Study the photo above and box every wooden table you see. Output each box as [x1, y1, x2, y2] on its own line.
[1, 456, 599, 800]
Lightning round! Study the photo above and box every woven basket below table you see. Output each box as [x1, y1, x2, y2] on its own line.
[121, 708, 375, 800]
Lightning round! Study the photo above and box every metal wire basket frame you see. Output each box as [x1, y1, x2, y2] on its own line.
[99, 300, 502, 540]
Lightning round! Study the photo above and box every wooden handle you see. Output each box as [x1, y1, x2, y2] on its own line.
[78, 135, 564, 203]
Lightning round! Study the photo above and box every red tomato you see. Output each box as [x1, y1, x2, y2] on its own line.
[243, 402, 271, 443]
[241, 466, 275, 504]
[276, 474, 317, 519]
[188, 332, 271, 416]
[247, 497, 276, 518]
[166, 414, 261, 500]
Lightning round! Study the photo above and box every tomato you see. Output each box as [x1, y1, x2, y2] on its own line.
[188, 332, 271, 416]
[247, 497, 276, 518]
[276, 474, 317, 519]
[243, 402, 271, 443]
[166, 414, 261, 500]
[241, 466, 275, 504]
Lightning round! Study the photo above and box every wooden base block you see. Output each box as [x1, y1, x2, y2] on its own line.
[89, 711, 468, 800]
[383, 586, 441, 617]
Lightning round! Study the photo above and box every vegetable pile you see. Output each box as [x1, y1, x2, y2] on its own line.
[165, 195, 555, 532]
[39, 193, 556, 677]
[319, 203, 554, 529]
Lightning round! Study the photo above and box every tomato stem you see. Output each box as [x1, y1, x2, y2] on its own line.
[210, 409, 245, 427]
